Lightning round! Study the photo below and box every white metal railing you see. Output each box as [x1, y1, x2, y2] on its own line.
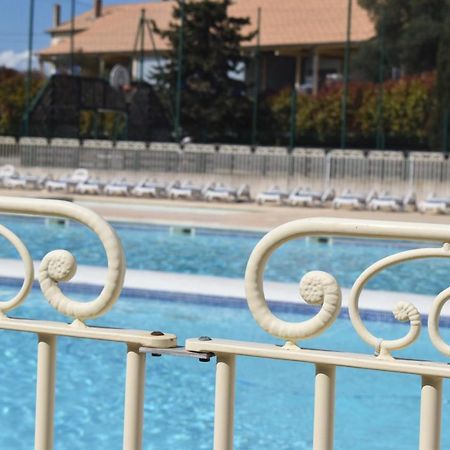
[1, 199, 450, 450]
[1, 140, 449, 196]
[0, 197, 177, 450]
[186, 218, 450, 450]
[0, 139, 449, 195]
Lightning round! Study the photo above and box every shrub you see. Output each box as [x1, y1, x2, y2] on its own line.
[0, 67, 45, 136]
[270, 72, 436, 149]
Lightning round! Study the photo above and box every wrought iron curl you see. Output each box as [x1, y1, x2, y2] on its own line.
[0, 223, 34, 316]
[349, 245, 450, 359]
[245, 222, 342, 350]
[0, 197, 125, 326]
[428, 244, 450, 356]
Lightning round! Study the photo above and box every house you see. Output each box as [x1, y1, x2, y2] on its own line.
[38, 0, 375, 95]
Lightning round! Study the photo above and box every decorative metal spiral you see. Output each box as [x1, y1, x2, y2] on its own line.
[428, 285, 450, 357]
[0, 197, 125, 325]
[245, 218, 450, 358]
[349, 245, 450, 359]
[245, 221, 342, 349]
[0, 223, 34, 316]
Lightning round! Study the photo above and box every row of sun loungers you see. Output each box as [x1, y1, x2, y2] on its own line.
[255, 185, 450, 213]
[0, 166, 251, 203]
[0, 165, 449, 213]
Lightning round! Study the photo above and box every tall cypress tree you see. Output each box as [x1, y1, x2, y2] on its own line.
[152, 0, 256, 142]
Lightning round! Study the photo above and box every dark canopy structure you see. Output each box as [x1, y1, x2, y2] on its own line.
[27, 74, 171, 141]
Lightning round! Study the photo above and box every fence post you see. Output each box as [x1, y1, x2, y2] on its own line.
[34, 334, 56, 450]
[340, 0, 352, 149]
[419, 376, 442, 450]
[123, 344, 146, 450]
[324, 152, 331, 189]
[313, 364, 336, 450]
[213, 353, 236, 450]
[443, 107, 449, 155]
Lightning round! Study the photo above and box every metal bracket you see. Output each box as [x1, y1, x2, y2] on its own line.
[139, 346, 215, 362]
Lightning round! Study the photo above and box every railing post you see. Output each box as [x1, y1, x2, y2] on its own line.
[123, 344, 146, 450]
[35, 334, 56, 450]
[419, 376, 442, 450]
[313, 364, 336, 450]
[214, 353, 236, 450]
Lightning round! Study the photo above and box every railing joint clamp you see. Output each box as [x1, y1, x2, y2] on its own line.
[139, 346, 215, 362]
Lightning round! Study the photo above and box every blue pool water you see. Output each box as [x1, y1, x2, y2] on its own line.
[0, 285, 449, 450]
[0, 214, 448, 295]
[0, 214, 449, 449]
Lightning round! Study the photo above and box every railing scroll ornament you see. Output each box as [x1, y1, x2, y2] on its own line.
[0, 196, 125, 325]
[349, 245, 450, 359]
[0, 223, 34, 317]
[0, 196, 176, 347]
[245, 221, 342, 350]
[245, 218, 450, 359]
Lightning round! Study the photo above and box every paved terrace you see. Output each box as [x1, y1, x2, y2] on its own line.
[0, 190, 449, 231]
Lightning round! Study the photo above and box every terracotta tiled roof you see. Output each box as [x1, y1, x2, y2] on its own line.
[39, 0, 375, 57]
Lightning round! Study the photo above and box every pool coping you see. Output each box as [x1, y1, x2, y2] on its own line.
[0, 259, 447, 326]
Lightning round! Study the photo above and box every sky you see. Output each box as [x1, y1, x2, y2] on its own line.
[0, 0, 159, 70]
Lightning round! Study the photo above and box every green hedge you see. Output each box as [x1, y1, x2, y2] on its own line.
[0, 66, 440, 149]
[270, 72, 437, 149]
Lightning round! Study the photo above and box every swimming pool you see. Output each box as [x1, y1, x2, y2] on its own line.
[0, 214, 448, 295]
[0, 210, 449, 449]
[0, 284, 448, 450]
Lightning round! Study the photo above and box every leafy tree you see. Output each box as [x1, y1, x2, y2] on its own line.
[356, 0, 447, 78]
[356, 0, 449, 150]
[0, 67, 44, 136]
[152, 0, 258, 142]
[431, 0, 450, 150]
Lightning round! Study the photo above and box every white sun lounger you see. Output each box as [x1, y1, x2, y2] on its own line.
[333, 189, 371, 210]
[3, 176, 28, 189]
[369, 190, 417, 212]
[131, 179, 166, 198]
[203, 183, 235, 202]
[74, 179, 102, 195]
[168, 181, 211, 200]
[256, 186, 288, 205]
[287, 186, 322, 207]
[368, 192, 403, 211]
[3, 173, 45, 190]
[0, 164, 17, 180]
[203, 183, 250, 202]
[103, 178, 131, 196]
[418, 194, 450, 214]
[45, 168, 90, 192]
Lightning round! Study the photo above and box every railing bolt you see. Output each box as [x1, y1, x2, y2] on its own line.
[199, 336, 212, 341]
[151, 331, 164, 336]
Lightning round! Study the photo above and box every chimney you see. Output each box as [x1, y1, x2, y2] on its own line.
[94, 0, 102, 18]
[53, 3, 61, 28]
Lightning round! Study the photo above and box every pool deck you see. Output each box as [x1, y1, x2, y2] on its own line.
[0, 189, 449, 232]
